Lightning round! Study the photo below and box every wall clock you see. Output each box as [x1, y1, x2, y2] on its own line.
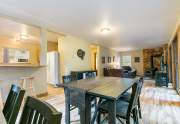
[77, 49, 85, 60]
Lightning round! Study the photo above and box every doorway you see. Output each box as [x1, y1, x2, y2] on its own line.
[90, 45, 98, 70]
[46, 31, 62, 86]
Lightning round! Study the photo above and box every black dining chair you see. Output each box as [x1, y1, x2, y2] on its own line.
[62, 75, 78, 111]
[62, 75, 97, 105]
[85, 72, 96, 79]
[63, 75, 97, 123]
[118, 77, 144, 118]
[19, 96, 62, 124]
[63, 75, 87, 123]
[97, 79, 143, 124]
[3, 84, 25, 124]
[63, 75, 77, 83]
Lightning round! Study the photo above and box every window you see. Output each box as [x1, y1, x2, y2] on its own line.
[122, 56, 131, 66]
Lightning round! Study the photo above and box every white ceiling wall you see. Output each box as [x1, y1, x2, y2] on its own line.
[0, 17, 63, 43]
[0, 0, 179, 51]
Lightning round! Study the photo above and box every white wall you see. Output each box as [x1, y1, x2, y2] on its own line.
[0, 29, 48, 102]
[58, 35, 121, 79]
[0, 67, 47, 101]
[97, 46, 120, 76]
[58, 35, 92, 81]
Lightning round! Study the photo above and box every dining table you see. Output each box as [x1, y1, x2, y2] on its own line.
[62, 77, 138, 124]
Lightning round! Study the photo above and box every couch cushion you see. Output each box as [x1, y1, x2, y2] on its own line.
[121, 66, 132, 71]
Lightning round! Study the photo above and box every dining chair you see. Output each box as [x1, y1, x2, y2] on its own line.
[118, 77, 144, 118]
[63, 75, 97, 123]
[3, 84, 25, 124]
[19, 96, 62, 124]
[62, 75, 97, 107]
[85, 72, 96, 79]
[63, 75, 77, 83]
[62, 75, 78, 111]
[97, 79, 143, 124]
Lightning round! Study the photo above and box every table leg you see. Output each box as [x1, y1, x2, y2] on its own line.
[65, 90, 70, 124]
[80, 108, 86, 124]
[85, 94, 92, 124]
[91, 98, 102, 124]
[108, 100, 116, 124]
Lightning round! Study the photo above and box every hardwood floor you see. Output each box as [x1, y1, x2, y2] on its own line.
[141, 80, 180, 124]
[39, 80, 180, 124]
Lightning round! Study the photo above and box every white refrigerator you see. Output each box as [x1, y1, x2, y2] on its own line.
[47, 52, 60, 86]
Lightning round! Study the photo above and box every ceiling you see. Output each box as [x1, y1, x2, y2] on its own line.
[0, 17, 63, 43]
[0, 0, 179, 51]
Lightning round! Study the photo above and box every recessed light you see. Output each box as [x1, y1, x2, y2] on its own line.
[100, 27, 111, 34]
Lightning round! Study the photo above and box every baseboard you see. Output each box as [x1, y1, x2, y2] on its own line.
[36, 92, 48, 97]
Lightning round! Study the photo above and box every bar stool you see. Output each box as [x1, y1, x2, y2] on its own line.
[20, 77, 36, 97]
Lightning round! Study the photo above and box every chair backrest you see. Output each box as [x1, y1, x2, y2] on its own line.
[3, 84, 25, 124]
[121, 66, 132, 71]
[85, 72, 96, 79]
[139, 77, 144, 93]
[127, 78, 143, 116]
[19, 96, 62, 124]
[62, 75, 77, 84]
[62, 75, 84, 107]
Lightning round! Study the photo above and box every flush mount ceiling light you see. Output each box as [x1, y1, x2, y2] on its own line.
[100, 27, 111, 34]
[20, 33, 28, 39]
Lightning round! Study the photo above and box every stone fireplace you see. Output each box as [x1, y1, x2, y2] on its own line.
[143, 47, 163, 77]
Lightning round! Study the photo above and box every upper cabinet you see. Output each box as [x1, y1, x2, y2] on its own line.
[3, 48, 30, 63]
[0, 39, 40, 67]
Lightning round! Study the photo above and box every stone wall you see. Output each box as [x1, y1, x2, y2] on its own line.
[143, 47, 163, 72]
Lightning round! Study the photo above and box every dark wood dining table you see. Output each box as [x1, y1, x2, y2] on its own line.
[62, 77, 138, 124]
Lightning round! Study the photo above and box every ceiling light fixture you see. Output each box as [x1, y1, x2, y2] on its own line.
[100, 27, 111, 34]
[20, 33, 28, 39]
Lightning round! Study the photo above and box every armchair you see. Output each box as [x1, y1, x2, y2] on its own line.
[121, 66, 137, 78]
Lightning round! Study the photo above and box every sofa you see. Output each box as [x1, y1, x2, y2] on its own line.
[103, 68, 123, 77]
[121, 66, 137, 78]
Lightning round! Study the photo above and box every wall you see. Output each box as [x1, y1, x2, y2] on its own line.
[0, 66, 47, 101]
[119, 50, 144, 75]
[168, 24, 180, 90]
[143, 47, 163, 72]
[0, 38, 40, 65]
[58, 35, 92, 81]
[177, 26, 180, 91]
[58, 36, 120, 79]
[97, 46, 120, 76]
[0, 38, 47, 101]
[47, 41, 58, 52]
[90, 46, 97, 70]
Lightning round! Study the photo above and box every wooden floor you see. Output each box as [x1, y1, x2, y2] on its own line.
[39, 80, 180, 124]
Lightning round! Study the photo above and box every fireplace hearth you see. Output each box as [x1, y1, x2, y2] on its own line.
[144, 54, 161, 78]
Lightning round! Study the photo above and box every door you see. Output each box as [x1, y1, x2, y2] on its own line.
[47, 52, 60, 85]
[93, 52, 97, 70]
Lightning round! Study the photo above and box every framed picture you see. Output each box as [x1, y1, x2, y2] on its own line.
[134, 57, 140, 63]
[113, 56, 115, 62]
[102, 56, 105, 64]
[108, 57, 111, 63]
